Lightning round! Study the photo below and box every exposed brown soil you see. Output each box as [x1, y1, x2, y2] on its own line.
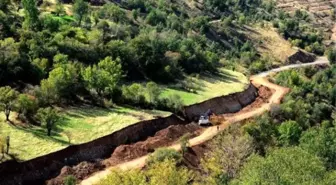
[47, 123, 203, 185]
[221, 85, 273, 118]
[104, 123, 203, 166]
[182, 142, 212, 170]
[47, 162, 104, 185]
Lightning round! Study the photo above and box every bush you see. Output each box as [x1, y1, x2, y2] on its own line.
[327, 49, 336, 64]
[165, 94, 183, 113]
[64, 175, 76, 185]
[147, 148, 182, 165]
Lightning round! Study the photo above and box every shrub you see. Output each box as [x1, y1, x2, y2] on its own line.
[327, 49, 336, 64]
[147, 148, 182, 165]
[64, 175, 76, 185]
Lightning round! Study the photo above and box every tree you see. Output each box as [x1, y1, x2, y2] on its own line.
[146, 82, 161, 105]
[22, 0, 39, 30]
[97, 20, 110, 44]
[36, 107, 60, 136]
[54, 0, 66, 16]
[0, 86, 18, 121]
[232, 147, 328, 185]
[166, 94, 183, 113]
[98, 3, 127, 23]
[132, 9, 139, 21]
[83, 57, 123, 96]
[202, 125, 254, 184]
[331, 85, 336, 106]
[0, 38, 20, 84]
[121, 83, 146, 105]
[39, 63, 79, 104]
[300, 125, 336, 169]
[16, 94, 37, 118]
[244, 114, 276, 155]
[278, 120, 302, 146]
[73, 0, 88, 26]
[327, 49, 336, 64]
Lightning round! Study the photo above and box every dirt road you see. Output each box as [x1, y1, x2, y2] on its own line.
[80, 58, 329, 185]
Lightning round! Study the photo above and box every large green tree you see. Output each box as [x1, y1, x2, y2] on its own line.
[300, 125, 336, 169]
[16, 94, 37, 118]
[73, 0, 89, 26]
[0, 38, 20, 84]
[22, 0, 39, 30]
[277, 120, 302, 146]
[0, 86, 18, 121]
[38, 63, 79, 104]
[202, 125, 254, 184]
[83, 57, 122, 96]
[232, 147, 332, 185]
[36, 107, 60, 136]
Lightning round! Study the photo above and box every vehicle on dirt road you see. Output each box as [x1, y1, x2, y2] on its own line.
[198, 115, 211, 126]
[198, 109, 214, 126]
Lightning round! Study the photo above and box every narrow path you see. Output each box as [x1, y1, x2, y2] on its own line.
[80, 58, 329, 185]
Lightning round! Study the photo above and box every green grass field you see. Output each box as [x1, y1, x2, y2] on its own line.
[160, 68, 249, 105]
[0, 106, 169, 162]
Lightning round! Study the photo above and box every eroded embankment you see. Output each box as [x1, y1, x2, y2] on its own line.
[183, 84, 258, 121]
[0, 83, 258, 185]
[47, 123, 203, 185]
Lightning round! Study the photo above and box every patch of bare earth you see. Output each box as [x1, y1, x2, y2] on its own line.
[47, 124, 203, 185]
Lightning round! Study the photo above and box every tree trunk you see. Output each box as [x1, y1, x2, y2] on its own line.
[47, 128, 51, 136]
[78, 15, 82, 26]
[5, 110, 10, 121]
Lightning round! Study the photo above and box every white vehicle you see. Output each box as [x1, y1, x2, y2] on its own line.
[198, 116, 211, 126]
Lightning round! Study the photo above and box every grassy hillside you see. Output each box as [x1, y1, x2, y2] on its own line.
[0, 106, 169, 161]
[161, 68, 248, 105]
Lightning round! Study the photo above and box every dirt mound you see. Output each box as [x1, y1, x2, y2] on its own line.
[287, 49, 316, 64]
[182, 142, 211, 170]
[105, 124, 203, 166]
[47, 162, 104, 185]
[48, 124, 203, 184]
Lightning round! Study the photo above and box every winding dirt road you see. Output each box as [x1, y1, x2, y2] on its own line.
[80, 58, 329, 185]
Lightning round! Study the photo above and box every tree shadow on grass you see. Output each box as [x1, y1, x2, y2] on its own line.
[165, 69, 243, 95]
[65, 105, 156, 120]
[15, 125, 69, 146]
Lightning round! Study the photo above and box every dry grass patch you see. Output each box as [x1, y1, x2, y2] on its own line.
[244, 24, 297, 63]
